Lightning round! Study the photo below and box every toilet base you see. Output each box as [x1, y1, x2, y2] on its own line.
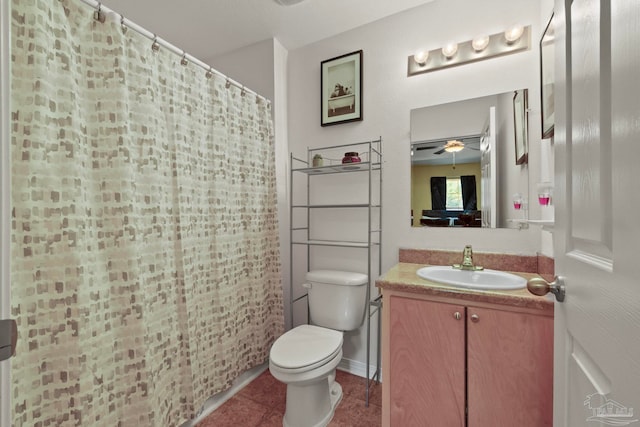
[282, 375, 343, 427]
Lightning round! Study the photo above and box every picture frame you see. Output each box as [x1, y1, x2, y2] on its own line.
[540, 13, 555, 139]
[513, 89, 529, 165]
[321, 50, 363, 126]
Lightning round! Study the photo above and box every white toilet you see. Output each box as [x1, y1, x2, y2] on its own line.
[269, 270, 368, 427]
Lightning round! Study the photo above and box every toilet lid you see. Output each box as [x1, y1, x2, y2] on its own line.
[270, 325, 343, 369]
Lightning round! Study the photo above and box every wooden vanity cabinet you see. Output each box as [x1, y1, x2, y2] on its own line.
[382, 291, 553, 427]
[466, 306, 553, 426]
[386, 296, 466, 426]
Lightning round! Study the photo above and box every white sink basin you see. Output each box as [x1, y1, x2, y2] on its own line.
[416, 266, 526, 290]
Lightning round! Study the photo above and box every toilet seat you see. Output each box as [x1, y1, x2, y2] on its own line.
[270, 325, 343, 373]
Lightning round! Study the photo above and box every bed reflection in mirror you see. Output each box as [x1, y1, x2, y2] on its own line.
[410, 90, 529, 229]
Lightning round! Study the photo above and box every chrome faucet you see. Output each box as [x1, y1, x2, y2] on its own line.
[452, 245, 484, 271]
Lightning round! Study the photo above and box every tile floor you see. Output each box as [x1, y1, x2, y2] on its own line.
[197, 369, 382, 427]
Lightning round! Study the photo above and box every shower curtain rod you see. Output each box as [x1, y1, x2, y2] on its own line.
[78, 0, 270, 104]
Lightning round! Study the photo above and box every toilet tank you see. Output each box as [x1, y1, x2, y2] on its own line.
[305, 270, 368, 331]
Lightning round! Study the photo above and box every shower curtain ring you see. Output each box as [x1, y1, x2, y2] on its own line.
[151, 35, 160, 52]
[205, 67, 213, 79]
[225, 79, 231, 89]
[241, 86, 246, 96]
[120, 15, 127, 33]
[93, 2, 106, 23]
[180, 52, 188, 66]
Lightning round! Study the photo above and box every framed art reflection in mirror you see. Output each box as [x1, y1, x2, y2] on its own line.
[513, 89, 528, 165]
[540, 14, 554, 138]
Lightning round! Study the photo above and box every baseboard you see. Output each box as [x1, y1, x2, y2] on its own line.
[181, 362, 268, 427]
[337, 357, 381, 381]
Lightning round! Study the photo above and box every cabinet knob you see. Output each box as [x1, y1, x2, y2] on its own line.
[453, 311, 462, 320]
[470, 314, 480, 323]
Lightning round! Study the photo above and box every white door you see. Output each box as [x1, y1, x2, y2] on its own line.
[480, 106, 496, 228]
[552, 0, 640, 425]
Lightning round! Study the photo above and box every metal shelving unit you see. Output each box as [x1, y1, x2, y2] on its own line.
[289, 137, 382, 407]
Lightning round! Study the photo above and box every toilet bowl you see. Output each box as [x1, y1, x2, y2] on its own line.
[269, 325, 344, 427]
[269, 270, 368, 427]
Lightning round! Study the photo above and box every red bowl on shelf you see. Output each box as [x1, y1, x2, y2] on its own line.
[342, 152, 361, 164]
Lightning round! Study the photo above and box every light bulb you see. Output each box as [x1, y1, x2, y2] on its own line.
[413, 50, 429, 65]
[472, 35, 490, 52]
[442, 43, 458, 59]
[505, 25, 525, 43]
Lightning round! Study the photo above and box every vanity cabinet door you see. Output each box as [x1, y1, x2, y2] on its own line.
[467, 307, 553, 427]
[388, 295, 466, 426]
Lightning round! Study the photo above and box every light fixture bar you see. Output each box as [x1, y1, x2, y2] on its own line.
[407, 25, 531, 77]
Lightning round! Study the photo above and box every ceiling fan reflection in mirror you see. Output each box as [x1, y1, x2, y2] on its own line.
[414, 135, 482, 155]
[412, 134, 482, 169]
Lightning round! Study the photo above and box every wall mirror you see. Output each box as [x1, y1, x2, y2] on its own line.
[410, 90, 529, 229]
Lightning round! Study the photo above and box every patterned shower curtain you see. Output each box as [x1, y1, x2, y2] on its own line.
[9, 0, 284, 425]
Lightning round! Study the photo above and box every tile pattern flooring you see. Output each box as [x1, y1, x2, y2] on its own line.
[197, 369, 382, 427]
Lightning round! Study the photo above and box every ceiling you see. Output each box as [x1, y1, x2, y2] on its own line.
[99, 0, 434, 60]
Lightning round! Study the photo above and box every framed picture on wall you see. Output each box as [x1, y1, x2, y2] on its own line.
[321, 50, 363, 126]
[540, 14, 555, 139]
[513, 89, 529, 165]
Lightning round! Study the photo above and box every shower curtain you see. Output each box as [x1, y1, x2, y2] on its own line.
[9, 0, 283, 425]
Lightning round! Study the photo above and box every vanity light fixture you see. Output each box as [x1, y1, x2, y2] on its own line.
[442, 43, 458, 59]
[471, 35, 490, 52]
[408, 25, 531, 77]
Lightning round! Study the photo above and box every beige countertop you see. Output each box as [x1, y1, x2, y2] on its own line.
[376, 263, 554, 314]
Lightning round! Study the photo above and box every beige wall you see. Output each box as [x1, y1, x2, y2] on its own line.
[213, 0, 552, 374]
[411, 163, 481, 226]
[286, 0, 544, 370]
[288, 0, 544, 264]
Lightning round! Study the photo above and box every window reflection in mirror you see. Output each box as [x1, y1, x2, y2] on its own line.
[445, 177, 464, 210]
[410, 90, 529, 229]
